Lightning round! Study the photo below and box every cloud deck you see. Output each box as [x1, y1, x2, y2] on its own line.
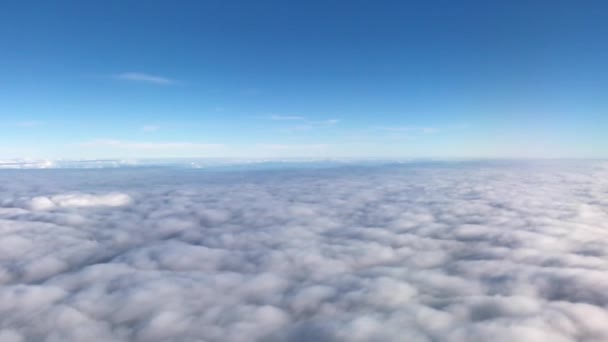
[0, 161, 607, 341]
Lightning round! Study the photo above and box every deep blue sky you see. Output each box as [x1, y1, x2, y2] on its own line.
[1, 0, 607, 159]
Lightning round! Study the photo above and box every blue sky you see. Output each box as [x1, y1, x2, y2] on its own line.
[1, 0, 607, 159]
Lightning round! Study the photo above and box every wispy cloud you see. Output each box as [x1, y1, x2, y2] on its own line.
[268, 114, 340, 125]
[79, 140, 223, 150]
[375, 124, 468, 135]
[376, 126, 439, 134]
[270, 114, 306, 121]
[142, 125, 160, 132]
[308, 119, 339, 125]
[256, 143, 329, 151]
[268, 115, 340, 128]
[113, 72, 176, 85]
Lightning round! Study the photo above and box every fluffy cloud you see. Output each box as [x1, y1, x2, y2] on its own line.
[0, 161, 607, 341]
[28, 193, 133, 211]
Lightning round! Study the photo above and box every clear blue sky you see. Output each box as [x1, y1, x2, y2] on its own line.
[1, 0, 607, 159]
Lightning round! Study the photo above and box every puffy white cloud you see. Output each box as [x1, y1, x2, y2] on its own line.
[0, 161, 607, 341]
[28, 193, 133, 210]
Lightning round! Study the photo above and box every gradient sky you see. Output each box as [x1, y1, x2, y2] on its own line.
[1, 0, 607, 159]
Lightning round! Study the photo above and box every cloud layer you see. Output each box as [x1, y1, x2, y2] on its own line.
[1, 161, 607, 341]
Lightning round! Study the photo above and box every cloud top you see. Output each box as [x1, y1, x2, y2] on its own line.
[0, 161, 607, 341]
[28, 193, 133, 211]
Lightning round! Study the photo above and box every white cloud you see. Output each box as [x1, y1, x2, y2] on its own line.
[0, 161, 608, 341]
[113, 72, 176, 85]
[28, 193, 133, 211]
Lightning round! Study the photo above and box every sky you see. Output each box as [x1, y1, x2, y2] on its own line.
[1, 0, 607, 159]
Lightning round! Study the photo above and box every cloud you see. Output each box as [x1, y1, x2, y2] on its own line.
[269, 115, 339, 125]
[268, 116, 340, 134]
[318, 119, 339, 125]
[79, 139, 224, 151]
[255, 143, 329, 151]
[28, 193, 133, 211]
[0, 161, 608, 341]
[113, 72, 176, 85]
[376, 126, 440, 134]
[376, 124, 469, 135]
[142, 125, 160, 132]
[73, 140, 227, 158]
[270, 115, 306, 121]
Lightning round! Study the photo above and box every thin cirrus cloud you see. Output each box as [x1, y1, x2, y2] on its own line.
[142, 125, 160, 132]
[270, 115, 306, 121]
[376, 124, 469, 134]
[255, 143, 329, 151]
[113, 72, 176, 85]
[269, 115, 340, 126]
[79, 140, 224, 150]
[309, 119, 339, 125]
[376, 126, 440, 134]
